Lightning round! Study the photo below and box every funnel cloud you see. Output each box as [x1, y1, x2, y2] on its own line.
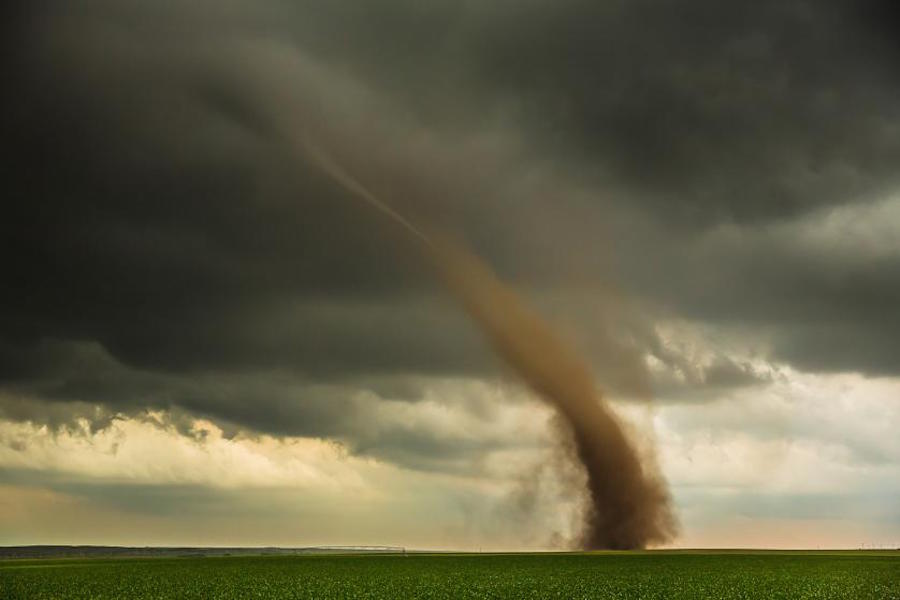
[308, 145, 676, 548]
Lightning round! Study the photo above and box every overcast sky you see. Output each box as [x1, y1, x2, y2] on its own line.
[2, 0, 899, 549]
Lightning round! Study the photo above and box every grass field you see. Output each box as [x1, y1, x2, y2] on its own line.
[2, 551, 898, 599]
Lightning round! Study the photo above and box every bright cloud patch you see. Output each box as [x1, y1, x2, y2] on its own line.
[656, 371, 900, 548]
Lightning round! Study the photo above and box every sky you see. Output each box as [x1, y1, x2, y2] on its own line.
[2, 0, 899, 550]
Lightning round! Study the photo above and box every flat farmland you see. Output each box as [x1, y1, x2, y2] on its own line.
[2, 550, 898, 599]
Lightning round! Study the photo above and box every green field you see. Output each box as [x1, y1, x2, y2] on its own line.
[2, 551, 898, 599]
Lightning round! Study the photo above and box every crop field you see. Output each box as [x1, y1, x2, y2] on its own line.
[1, 551, 898, 599]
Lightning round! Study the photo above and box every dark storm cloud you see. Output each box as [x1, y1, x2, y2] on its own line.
[474, 1, 900, 221]
[290, 0, 900, 222]
[0, 339, 534, 473]
[610, 201, 900, 375]
[1, 1, 451, 377]
[2, 0, 899, 459]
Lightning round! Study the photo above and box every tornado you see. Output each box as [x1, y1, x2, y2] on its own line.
[305, 142, 677, 549]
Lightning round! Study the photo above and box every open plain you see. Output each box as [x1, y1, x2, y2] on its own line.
[2, 551, 899, 599]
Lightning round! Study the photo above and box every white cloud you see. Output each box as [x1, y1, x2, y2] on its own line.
[0, 416, 376, 492]
[654, 369, 900, 547]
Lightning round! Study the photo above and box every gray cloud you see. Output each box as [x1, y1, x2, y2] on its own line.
[2, 0, 899, 474]
[0, 339, 548, 474]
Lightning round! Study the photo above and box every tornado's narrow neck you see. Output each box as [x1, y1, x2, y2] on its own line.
[302, 140, 433, 248]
